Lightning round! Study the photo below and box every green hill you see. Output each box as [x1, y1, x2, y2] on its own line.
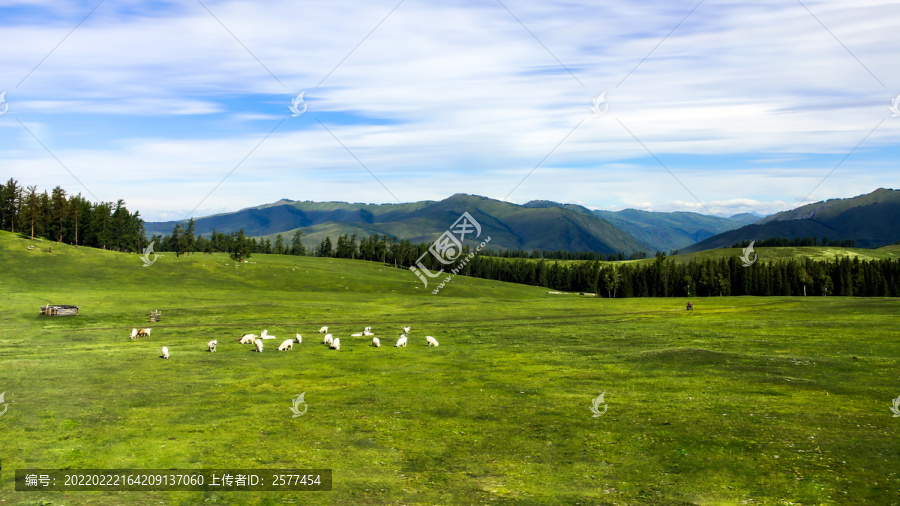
[147, 194, 649, 255]
[683, 188, 900, 252]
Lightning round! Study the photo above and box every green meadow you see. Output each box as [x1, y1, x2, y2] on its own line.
[1, 230, 898, 505]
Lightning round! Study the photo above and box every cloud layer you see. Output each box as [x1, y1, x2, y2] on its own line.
[0, 0, 898, 221]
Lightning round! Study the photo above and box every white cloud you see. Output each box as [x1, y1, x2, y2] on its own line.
[0, 0, 898, 221]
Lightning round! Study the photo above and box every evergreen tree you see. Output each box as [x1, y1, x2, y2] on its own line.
[229, 229, 253, 262]
[19, 185, 40, 240]
[184, 218, 196, 256]
[291, 230, 306, 256]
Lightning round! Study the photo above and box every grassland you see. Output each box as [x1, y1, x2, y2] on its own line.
[1, 231, 899, 505]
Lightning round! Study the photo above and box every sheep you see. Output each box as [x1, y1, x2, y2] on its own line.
[295, 333, 302, 344]
[402, 326, 411, 334]
[239, 335, 256, 345]
[261, 329, 276, 340]
[318, 326, 328, 333]
[130, 328, 138, 339]
[372, 337, 380, 347]
[426, 336, 439, 347]
[254, 339, 264, 352]
[363, 328, 375, 336]
[323, 333, 334, 346]
[161, 346, 169, 359]
[137, 328, 151, 338]
[331, 337, 340, 350]
[208, 340, 218, 352]
[395, 336, 408, 347]
[238, 333, 257, 342]
[278, 339, 293, 351]
[351, 331, 364, 337]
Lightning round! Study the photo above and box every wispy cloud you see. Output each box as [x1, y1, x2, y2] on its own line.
[0, 0, 897, 221]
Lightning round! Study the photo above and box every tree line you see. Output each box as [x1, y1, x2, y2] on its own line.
[307, 234, 647, 262]
[302, 234, 897, 297]
[732, 237, 856, 248]
[0, 178, 145, 252]
[148, 227, 900, 297]
[149, 225, 305, 262]
[456, 253, 899, 297]
[150, 225, 652, 264]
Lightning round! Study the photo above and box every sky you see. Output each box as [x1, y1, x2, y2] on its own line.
[0, 0, 898, 222]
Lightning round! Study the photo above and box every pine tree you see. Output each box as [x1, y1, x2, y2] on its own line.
[291, 230, 306, 256]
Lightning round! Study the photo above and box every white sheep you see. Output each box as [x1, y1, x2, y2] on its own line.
[351, 330, 364, 337]
[238, 333, 258, 342]
[402, 326, 411, 334]
[161, 346, 169, 359]
[363, 328, 375, 336]
[261, 329, 276, 340]
[254, 339, 264, 352]
[137, 328, 151, 338]
[130, 328, 138, 339]
[372, 337, 380, 347]
[323, 333, 334, 346]
[239, 335, 256, 345]
[318, 326, 328, 333]
[426, 336, 439, 347]
[295, 333, 302, 344]
[208, 340, 217, 352]
[331, 337, 340, 350]
[395, 336, 408, 347]
[278, 339, 293, 351]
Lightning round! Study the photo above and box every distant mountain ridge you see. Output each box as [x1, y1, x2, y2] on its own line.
[145, 194, 771, 254]
[522, 200, 756, 252]
[682, 188, 900, 252]
[145, 194, 648, 255]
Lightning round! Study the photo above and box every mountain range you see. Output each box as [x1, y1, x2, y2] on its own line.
[145, 194, 757, 254]
[146, 189, 900, 253]
[520, 201, 757, 253]
[682, 188, 900, 252]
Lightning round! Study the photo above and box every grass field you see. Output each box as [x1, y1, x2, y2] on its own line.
[1, 231, 899, 505]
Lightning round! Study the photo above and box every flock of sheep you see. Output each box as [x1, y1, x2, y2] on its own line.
[130, 325, 438, 360]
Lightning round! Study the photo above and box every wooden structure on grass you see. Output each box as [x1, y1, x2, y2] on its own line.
[150, 310, 161, 322]
[41, 304, 79, 316]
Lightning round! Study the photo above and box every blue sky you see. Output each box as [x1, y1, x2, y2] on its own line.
[0, 0, 898, 222]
